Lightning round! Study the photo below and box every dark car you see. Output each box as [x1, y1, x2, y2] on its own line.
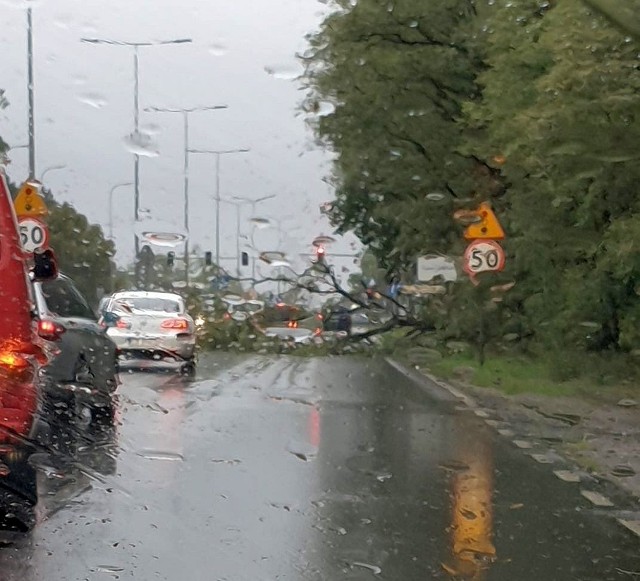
[322, 305, 353, 334]
[32, 274, 119, 420]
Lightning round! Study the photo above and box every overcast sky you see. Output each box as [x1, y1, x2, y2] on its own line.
[0, 0, 359, 282]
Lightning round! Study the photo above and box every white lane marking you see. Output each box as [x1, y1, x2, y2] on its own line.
[618, 519, 640, 538]
[553, 470, 581, 483]
[513, 440, 534, 449]
[498, 428, 515, 437]
[531, 453, 555, 464]
[474, 410, 490, 418]
[581, 490, 614, 507]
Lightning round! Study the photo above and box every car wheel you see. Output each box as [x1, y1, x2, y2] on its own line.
[180, 361, 196, 378]
[90, 401, 116, 427]
[74, 358, 95, 386]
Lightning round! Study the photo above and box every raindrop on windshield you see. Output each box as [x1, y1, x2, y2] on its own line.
[77, 92, 107, 109]
[306, 101, 336, 117]
[351, 562, 382, 575]
[251, 217, 272, 228]
[264, 63, 304, 80]
[207, 42, 228, 56]
[269, 259, 292, 269]
[123, 131, 160, 158]
[139, 122, 162, 136]
[140, 232, 187, 247]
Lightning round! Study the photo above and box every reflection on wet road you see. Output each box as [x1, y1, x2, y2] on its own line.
[0, 353, 638, 580]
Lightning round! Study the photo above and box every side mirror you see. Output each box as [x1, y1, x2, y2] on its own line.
[31, 248, 58, 281]
[102, 311, 120, 327]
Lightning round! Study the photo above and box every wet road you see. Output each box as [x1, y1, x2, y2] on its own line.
[0, 353, 639, 580]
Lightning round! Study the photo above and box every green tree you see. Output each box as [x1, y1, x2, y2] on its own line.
[470, 0, 640, 353]
[45, 195, 115, 306]
[303, 0, 484, 272]
[1, 93, 113, 306]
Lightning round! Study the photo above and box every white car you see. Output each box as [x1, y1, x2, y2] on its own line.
[101, 291, 196, 374]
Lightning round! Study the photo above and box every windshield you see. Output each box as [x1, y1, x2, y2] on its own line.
[1, 0, 640, 578]
[118, 297, 181, 313]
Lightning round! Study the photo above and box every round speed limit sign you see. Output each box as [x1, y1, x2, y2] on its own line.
[18, 217, 50, 253]
[463, 239, 506, 278]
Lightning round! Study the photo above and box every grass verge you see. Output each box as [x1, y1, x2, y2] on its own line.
[425, 352, 638, 403]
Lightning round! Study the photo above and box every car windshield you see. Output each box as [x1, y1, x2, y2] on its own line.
[124, 297, 180, 313]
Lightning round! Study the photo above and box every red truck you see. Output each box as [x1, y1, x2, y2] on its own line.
[0, 170, 58, 532]
[0, 172, 58, 443]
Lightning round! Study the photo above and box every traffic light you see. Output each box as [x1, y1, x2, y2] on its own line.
[315, 246, 326, 264]
[241, 252, 249, 267]
[167, 251, 175, 267]
[205, 251, 213, 266]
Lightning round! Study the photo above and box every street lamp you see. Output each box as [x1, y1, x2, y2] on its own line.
[40, 164, 66, 183]
[222, 194, 276, 276]
[80, 37, 192, 258]
[108, 182, 133, 240]
[27, 8, 35, 179]
[187, 148, 251, 268]
[145, 105, 228, 287]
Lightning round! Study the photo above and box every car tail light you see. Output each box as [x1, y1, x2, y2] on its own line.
[161, 319, 189, 330]
[0, 351, 30, 373]
[0, 347, 38, 442]
[116, 318, 131, 329]
[37, 319, 66, 341]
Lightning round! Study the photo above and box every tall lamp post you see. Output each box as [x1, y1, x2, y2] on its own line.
[187, 148, 250, 268]
[27, 8, 35, 179]
[144, 105, 228, 287]
[222, 194, 276, 276]
[39, 164, 66, 183]
[80, 37, 192, 258]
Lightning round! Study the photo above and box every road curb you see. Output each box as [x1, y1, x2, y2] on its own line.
[385, 356, 640, 541]
[384, 357, 477, 408]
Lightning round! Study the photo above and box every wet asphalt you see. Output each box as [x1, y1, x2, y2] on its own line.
[0, 353, 638, 580]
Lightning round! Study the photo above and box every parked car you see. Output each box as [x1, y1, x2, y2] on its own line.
[322, 305, 353, 334]
[33, 274, 119, 420]
[101, 291, 197, 376]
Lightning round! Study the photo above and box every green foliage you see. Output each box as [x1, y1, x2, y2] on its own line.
[347, 249, 388, 290]
[1, 92, 113, 307]
[430, 349, 640, 399]
[581, 0, 640, 39]
[305, 0, 640, 371]
[303, 0, 483, 271]
[45, 197, 115, 306]
[470, 0, 640, 352]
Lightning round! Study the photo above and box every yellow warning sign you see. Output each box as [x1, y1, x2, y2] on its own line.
[14, 180, 48, 218]
[454, 202, 505, 241]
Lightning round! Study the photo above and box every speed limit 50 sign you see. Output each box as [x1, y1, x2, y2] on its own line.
[18, 217, 50, 253]
[463, 240, 505, 280]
